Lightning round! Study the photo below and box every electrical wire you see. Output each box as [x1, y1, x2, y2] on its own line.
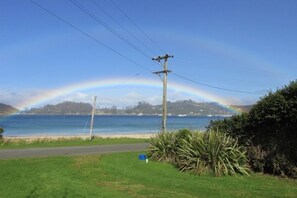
[109, 0, 165, 54]
[172, 56, 268, 94]
[90, 0, 156, 56]
[31, 1, 261, 96]
[172, 72, 265, 95]
[69, 0, 153, 61]
[30, 0, 153, 73]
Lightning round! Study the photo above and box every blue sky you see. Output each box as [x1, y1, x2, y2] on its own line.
[1, 0, 297, 109]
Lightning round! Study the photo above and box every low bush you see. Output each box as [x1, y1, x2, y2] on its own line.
[177, 131, 250, 176]
[147, 129, 195, 164]
[147, 132, 178, 163]
[147, 130, 250, 176]
[208, 113, 250, 146]
[0, 127, 3, 140]
[247, 145, 266, 172]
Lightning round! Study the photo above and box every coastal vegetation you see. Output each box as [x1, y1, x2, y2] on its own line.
[0, 152, 296, 197]
[208, 80, 297, 178]
[0, 127, 3, 139]
[0, 137, 147, 149]
[148, 130, 250, 176]
[21, 100, 250, 116]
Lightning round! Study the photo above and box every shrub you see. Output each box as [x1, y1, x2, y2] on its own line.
[207, 80, 297, 178]
[147, 129, 195, 164]
[248, 81, 297, 166]
[264, 151, 297, 178]
[175, 132, 208, 174]
[0, 127, 4, 140]
[148, 130, 250, 176]
[176, 129, 192, 142]
[147, 132, 178, 163]
[208, 113, 251, 146]
[247, 145, 267, 172]
[177, 131, 250, 176]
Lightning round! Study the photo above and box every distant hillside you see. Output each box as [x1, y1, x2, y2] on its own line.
[166, 100, 232, 115]
[24, 100, 252, 116]
[26, 101, 93, 115]
[124, 100, 243, 116]
[0, 103, 19, 115]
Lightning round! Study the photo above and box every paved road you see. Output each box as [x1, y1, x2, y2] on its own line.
[0, 143, 149, 159]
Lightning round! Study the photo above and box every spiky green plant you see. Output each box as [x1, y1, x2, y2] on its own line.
[147, 132, 178, 163]
[148, 130, 250, 176]
[176, 132, 209, 174]
[177, 131, 250, 176]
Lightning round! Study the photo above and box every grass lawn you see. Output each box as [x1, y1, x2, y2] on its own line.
[0, 137, 148, 149]
[0, 152, 296, 197]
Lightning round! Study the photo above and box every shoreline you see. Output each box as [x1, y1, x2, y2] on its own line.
[3, 133, 155, 141]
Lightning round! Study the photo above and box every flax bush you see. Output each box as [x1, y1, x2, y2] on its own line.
[148, 130, 250, 176]
[177, 131, 250, 176]
[147, 131, 178, 163]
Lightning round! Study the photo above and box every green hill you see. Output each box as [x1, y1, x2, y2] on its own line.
[127, 100, 251, 116]
[0, 103, 19, 115]
[26, 101, 93, 115]
[24, 100, 252, 116]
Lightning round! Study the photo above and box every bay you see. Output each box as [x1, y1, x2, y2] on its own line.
[0, 115, 224, 137]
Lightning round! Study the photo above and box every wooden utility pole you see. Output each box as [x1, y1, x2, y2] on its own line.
[89, 96, 97, 140]
[153, 54, 174, 133]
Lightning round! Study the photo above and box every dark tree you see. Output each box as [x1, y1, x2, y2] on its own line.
[208, 80, 297, 178]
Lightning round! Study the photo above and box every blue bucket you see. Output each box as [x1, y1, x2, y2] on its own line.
[138, 154, 147, 160]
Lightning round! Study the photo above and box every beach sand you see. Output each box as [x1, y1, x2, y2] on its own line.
[3, 133, 155, 141]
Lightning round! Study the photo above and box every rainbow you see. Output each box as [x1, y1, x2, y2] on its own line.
[16, 77, 242, 114]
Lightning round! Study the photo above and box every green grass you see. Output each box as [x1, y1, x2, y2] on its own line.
[0, 152, 296, 197]
[0, 137, 148, 149]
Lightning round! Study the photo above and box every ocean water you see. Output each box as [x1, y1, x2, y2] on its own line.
[0, 115, 224, 137]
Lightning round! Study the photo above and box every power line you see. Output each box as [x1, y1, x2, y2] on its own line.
[69, 0, 162, 68]
[172, 72, 265, 95]
[31, 1, 259, 96]
[30, 0, 153, 73]
[69, 0, 153, 61]
[109, 0, 165, 54]
[90, 0, 156, 56]
[172, 56, 269, 94]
